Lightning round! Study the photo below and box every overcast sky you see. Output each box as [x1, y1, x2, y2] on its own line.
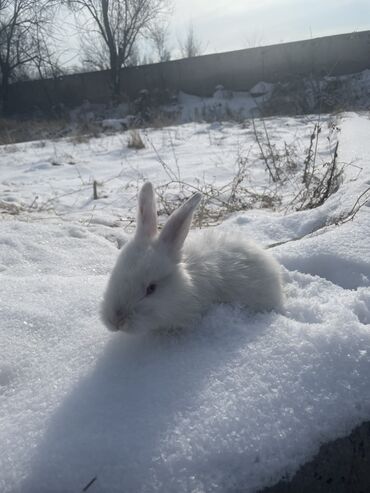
[172, 0, 370, 52]
[61, 0, 370, 66]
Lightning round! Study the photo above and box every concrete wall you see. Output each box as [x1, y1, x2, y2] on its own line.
[7, 30, 370, 114]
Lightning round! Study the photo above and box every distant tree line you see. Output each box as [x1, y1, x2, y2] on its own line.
[0, 0, 205, 113]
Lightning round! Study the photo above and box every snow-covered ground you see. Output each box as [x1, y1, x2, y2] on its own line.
[1, 112, 370, 492]
[0, 113, 338, 227]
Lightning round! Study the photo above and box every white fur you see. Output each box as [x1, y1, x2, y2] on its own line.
[101, 183, 284, 333]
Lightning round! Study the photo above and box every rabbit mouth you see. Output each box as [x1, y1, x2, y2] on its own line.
[119, 322, 132, 333]
[116, 318, 131, 332]
[104, 315, 130, 332]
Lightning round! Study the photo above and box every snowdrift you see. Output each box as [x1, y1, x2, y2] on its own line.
[1, 113, 370, 492]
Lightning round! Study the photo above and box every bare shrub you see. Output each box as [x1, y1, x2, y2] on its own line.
[296, 141, 342, 210]
[69, 133, 91, 145]
[150, 112, 180, 129]
[148, 135, 282, 227]
[287, 123, 344, 211]
[147, 117, 343, 228]
[252, 117, 282, 182]
[69, 121, 101, 144]
[155, 176, 281, 228]
[130, 89, 178, 125]
[250, 116, 344, 211]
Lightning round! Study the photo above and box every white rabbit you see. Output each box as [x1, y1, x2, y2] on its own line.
[101, 182, 283, 334]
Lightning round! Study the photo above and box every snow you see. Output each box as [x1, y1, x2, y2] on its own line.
[0, 114, 337, 227]
[101, 118, 128, 131]
[177, 89, 262, 122]
[1, 111, 370, 492]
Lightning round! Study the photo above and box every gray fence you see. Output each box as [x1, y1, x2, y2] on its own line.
[7, 30, 370, 114]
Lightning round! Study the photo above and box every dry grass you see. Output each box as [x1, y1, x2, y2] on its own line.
[0, 117, 70, 145]
[149, 112, 180, 129]
[148, 118, 344, 228]
[0, 116, 104, 147]
[68, 121, 101, 144]
[149, 134, 282, 228]
[0, 114, 353, 233]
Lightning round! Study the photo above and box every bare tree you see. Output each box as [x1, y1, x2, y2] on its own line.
[80, 31, 141, 71]
[67, 0, 169, 98]
[32, 19, 66, 80]
[0, 0, 58, 113]
[244, 31, 265, 49]
[179, 22, 203, 58]
[80, 31, 110, 71]
[149, 21, 171, 62]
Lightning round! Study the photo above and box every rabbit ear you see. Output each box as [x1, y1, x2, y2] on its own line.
[136, 182, 158, 239]
[159, 192, 202, 255]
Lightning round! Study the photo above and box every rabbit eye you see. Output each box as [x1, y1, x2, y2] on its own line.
[146, 283, 156, 296]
